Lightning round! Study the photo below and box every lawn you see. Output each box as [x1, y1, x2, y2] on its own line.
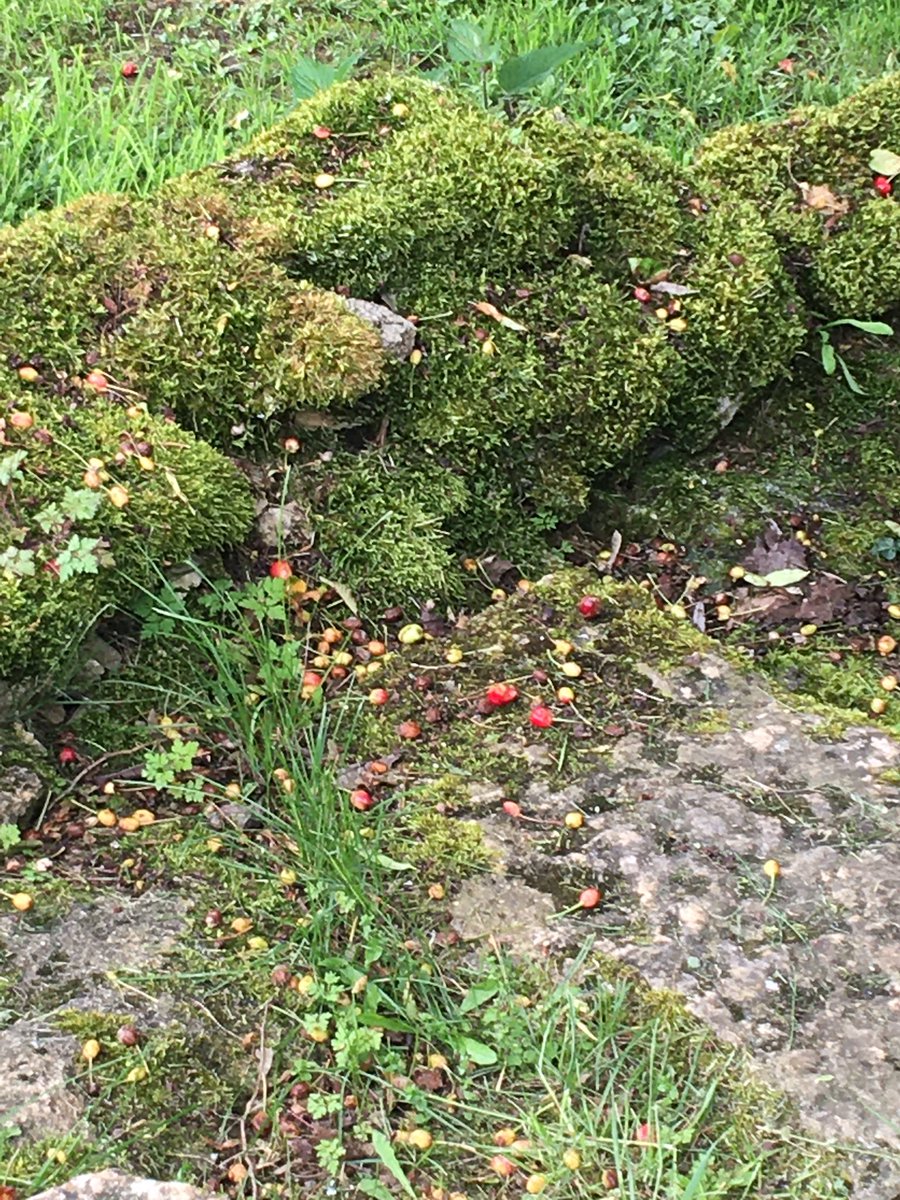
[0, 2, 898, 1198]
[1, 0, 898, 223]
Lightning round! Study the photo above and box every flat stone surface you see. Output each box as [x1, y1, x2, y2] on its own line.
[31, 1170, 216, 1200]
[454, 652, 900, 1199]
[0, 1019, 83, 1138]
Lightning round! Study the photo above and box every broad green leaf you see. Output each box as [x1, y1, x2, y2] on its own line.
[0, 546, 35, 578]
[0, 449, 27, 486]
[741, 572, 769, 588]
[497, 43, 586, 93]
[61, 487, 103, 522]
[869, 148, 900, 177]
[375, 853, 415, 872]
[885, 520, 900, 537]
[56, 534, 102, 582]
[820, 341, 836, 375]
[837, 355, 865, 394]
[371, 1130, 416, 1199]
[459, 981, 501, 1014]
[446, 18, 499, 64]
[456, 1036, 498, 1065]
[765, 568, 809, 587]
[289, 57, 337, 99]
[826, 318, 893, 336]
[357, 1178, 395, 1200]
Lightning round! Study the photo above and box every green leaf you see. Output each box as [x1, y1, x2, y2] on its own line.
[446, 18, 499, 64]
[0, 823, 21, 851]
[0, 546, 36, 578]
[320, 576, 358, 615]
[820, 340, 836, 375]
[497, 43, 586, 93]
[459, 981, 501, 1014]
[371, 1130, 416, 1199]
[357, 1178, 396, 1200]
[869, 148, 900, 178]
[826, 318, 894, 336]
[0, 449, 27, 486]
[741, 572, 769, 588]
[374, 853, 415, 872]
[290, 54, 359, 100]
[884, 520, 900, 537]
[764, 568, 809, 587]
[61, 487, 103, 522]
[837, 355, 865, 394]
[56, 534, 102, 582]
[456, 1036, 498, 1065]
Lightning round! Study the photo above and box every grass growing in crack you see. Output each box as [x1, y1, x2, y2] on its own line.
[0, 572, 857, 1197]
[1, 0, 898, 223]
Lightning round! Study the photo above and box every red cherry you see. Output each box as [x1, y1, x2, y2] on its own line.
[529, 705, 554, 729]
[84, 370, 108, 391]
[350, 788, 374, 811]
[302, 671, 322, 690]
[578, 886, 601, 909]
[874, 175, 894, 197]
[312, 125, 332, 140]
[633, 286, 652, 303]
[121, 61, 139, 79]
[635, 1122, 653, 1144]
[485, 682, 519, 707]
[368, 688, 389, 706]
[269, 559, 292, 579]
[58, 746, 78, 765]
[577, 595, 603, 618]
[502, 801, 522, 818]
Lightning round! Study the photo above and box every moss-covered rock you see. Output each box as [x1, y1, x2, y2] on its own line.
[0, 386, 253, 700]
[0, 71, 897, 625]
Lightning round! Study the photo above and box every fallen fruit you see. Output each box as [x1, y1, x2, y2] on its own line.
[489, 1155, 517, 1178]
[870, 696, 887, 715]
[561, 661, 582, 679]
[529, 705, 554, 729]
[553, 639, 573, 656]
[502, 800, 522, 818]
[562, 1149, 581, 1170]
[81, 1039, 101, 1062]
[314, 172, 336, 189]
[445, 645, 463, 664]
[58, 746, 78, 765]
[108, 484, 130, 508]
[118, 816, 140, 833]
[428, 883, 445, 900]
[121, 60, 139, 77]
[398, 623, 425, 645]
[302, 671, 323, 690]
[408, 1129, 433, 1150]
[889, 604, 900, 619]
[729, 565, 745, 580]
[877, 635, 896, 656]
[9, 892, 33, 912]
[633, 286, 652, 303]
[874, 175, 894, 197]
[577, 595, 603, 618]
[131, 809, 155, 826]
[279, 868, 297, 885]
[635, 1122, 653, 1143]
[231, 917, 253, 934]
[269, 559, 292, 579]
[881, 674, 898, 692]
[368, 687, 390, 706]
[668, 316, 688, 333]
[17, 365, 39, 382]
[799, 623, 817, 637]
[96, 809, 118, 827]
[525, 1175, 547, 1195]
[312, 125, 332, 139]
[486, 682, 519, 706]
[601, 1168, 619, 1188]
[9, 410, 33, 429]
[493, 1129, 517, 1145]
[669, 603, 688, 620]
[397, 719, 421, 740]
[578, 886, 601, 909]
[557, 686, 575, 704]
[762, 858, 781, 881]
[125, 1064, 148, 1083]
[564, 811, 583, 830]
[85, 370, 108, 391]
[350, 788, 374, 811]
[117, 1025, 139, 1046]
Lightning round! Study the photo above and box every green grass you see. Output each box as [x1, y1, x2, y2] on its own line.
[1, 0, 898, 224]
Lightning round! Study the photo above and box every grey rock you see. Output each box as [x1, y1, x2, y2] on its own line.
[0, 763, 45, 828]
[451, 875, 555, 956]
[0, 892, 189, 999]
[454, 651, 900, 1199]
[0, 1019, 83, 1139]
[343, 297, 417, 360]
[254, 499, 313, 549]
[31, 1170, 216, 1200]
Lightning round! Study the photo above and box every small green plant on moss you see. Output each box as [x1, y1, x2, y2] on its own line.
[142, 738, 202, 798]
[815, 317, 894, 393]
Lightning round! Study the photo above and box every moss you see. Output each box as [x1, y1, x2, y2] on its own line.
[390, 804, 494, 880]
[0, 386, 253, 694]
[812, 200, 900, 317]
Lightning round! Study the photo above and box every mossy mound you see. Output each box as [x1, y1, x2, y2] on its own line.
[0, 72, 898, 668]
[0, 387, 253, 698]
